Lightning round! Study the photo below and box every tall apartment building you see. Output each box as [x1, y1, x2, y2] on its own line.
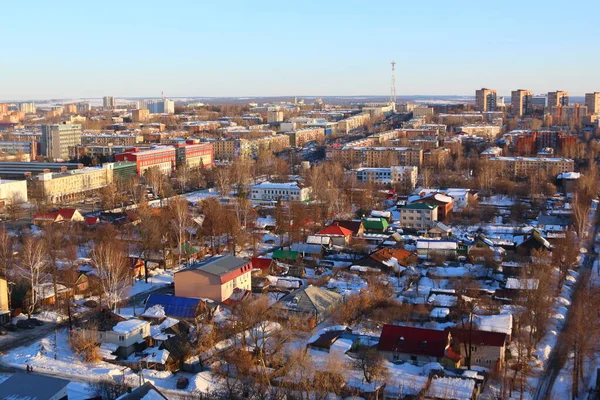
[547, 91, 569, 110]
[585, 92, 600, 115]
[338, 112, 371, 134]
[40, 123, 82, 161]
[19, 102, 36, 114]
[81, 133, 143, 146]
[76, 102, 91, 114]
[511, 89, 533, 117]
[147, 99, 175, 114]
[63, 104, 77, 114]
[132, 109, 150, 122]
[266, 108, 284, 123]
[475, 88, 497, 112]
[103, 96, 115, 110]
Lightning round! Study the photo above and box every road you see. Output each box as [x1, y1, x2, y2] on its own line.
[533, 208, 599, 400]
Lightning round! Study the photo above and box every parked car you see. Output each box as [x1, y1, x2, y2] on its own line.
[16, 320, 35, 329]
[176, 377, 189, 389]
[4, 323, 16, 332]
[28, 318, 44, 326]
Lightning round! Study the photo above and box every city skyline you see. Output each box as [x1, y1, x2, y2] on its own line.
[1, 0, 599, 100]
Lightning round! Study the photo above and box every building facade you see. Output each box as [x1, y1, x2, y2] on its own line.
[132, 109, 150, 122]
[250, 181, 311, 202]
[355, 166, 418, 188]
[103, 96, 115, 109]
[399, 203, 438, 230]
[115, 146, 176, 176]
[286, 127, 325, 147]
[488, 156, 574, 177]
[267, 108, 284, 123]
[511, 89, 533, 116]
[174, 255, 253, 303]
[40, 123, 82, 161]
[475, 88, 497, 112]
[547, 91, 569, 110]
[585, 92, 600, 115]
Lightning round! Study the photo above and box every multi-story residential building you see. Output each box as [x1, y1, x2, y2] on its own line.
[63, 104, 77, 114]
[457, 124, 502, 137]
[532, 94, 547, 109]
[266, 108, 284, 123]
[173, 140, 213, 168]
[103, 96, 115, 110]
[331, 146, 423, 168]
[399, 203, 438, 230]
[40, 123, 82, 161]
[475, 88, 497, 112]
[407, 137, 439, 150]
[285, 127, 325, 147]
[81, 133, 143, 146]
[132, 109, 150, 122]
[115, 146, 176, 176]
[29, 163, 116, 203]
[413, 106, 434, 118]
[174, 255, 253, 303]
[0, 141, 37, 159]
[488, 156, 574, 178]
[338, 112, 371, 134]
[551, 104, 588, 122]
[511, 89, 533, 117]
[19, 102, 36, 114]
[547, 91, 569, 110]
[250, 181, 311, 202]
[89, 318, 151, 359]
[355, 166, 418, 189]
[438, 113, 484, 124]
[76, 102, 91, 114]
[240, 135, 289, 157]
[213, 139, 237, 160]
[147, 99, 174, 114]
[585, 92, 600, 115]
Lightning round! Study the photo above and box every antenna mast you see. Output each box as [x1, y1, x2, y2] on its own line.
[390, 61, 397, 104]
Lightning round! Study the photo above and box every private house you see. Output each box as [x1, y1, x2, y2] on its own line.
[272, 249, 300, 263]
[84, 310, 151, 359]
[273, 286, 342, 327]
[58, 267, 90, 296]
[377, 325, 461, 367]
[144, 294, 216, 321]
[411, 193, 453, 221]
[0, 373, 70, 400]
[399, 203, 438, 230]
[316, 223, 354, 246]
[428, 222, 452, 238]
[306, 235, 333, 248]
[332, 220, 364, 237]
[117, 382, 168, 400]
[174, 255, 252, 303]
[362, 217, 389, 233]
[514, 229, 552, 256]
[0, 278, 9, 324]
[353, 247, 415, 274]
[290, 243, 324, 260]
[32, 208, 84, 225]
[251, 257, 275, 275]
[29, 282, 72, 307]
[451, 329, 509, 371]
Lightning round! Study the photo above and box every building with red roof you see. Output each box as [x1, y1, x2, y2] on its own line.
[32, 208, 83, 225]
[377, 324, 461, 367]
[316, 222, 354, 246]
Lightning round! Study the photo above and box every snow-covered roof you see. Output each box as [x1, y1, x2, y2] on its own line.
[557, 172, 581, 180]
[416, 240, 457, 250]
[144, 348, 170, 364]
[251, 181, 303, 190]
[505, 278, 539, 290]
[427, 377, 475, 400]
[430, 307, 450, 318]
[113, 319, 149, 334]
[142, 304, 166, 318]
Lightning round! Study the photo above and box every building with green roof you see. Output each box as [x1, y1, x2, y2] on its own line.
[400, 203, 438, 230]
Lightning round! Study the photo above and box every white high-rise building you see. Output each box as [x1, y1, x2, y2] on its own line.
[19, 102, 36, 114]
[103, 96, 115, 110]
[147, 99, 175, 114]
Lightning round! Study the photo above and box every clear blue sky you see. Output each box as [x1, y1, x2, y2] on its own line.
[1, 0, 599, 100]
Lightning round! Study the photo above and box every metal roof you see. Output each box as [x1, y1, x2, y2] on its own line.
[145, 294, 206, 319]
[0, 373, 69, 400]
[186, 255, 249, 277]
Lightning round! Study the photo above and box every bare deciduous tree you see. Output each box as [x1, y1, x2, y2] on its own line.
[18, 237, 48, 317]
[90, 240, 130, 311]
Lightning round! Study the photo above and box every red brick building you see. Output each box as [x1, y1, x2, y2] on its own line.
[115, 146, 176, 176]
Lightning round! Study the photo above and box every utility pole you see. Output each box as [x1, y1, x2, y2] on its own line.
[390, 61, 397, 106]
